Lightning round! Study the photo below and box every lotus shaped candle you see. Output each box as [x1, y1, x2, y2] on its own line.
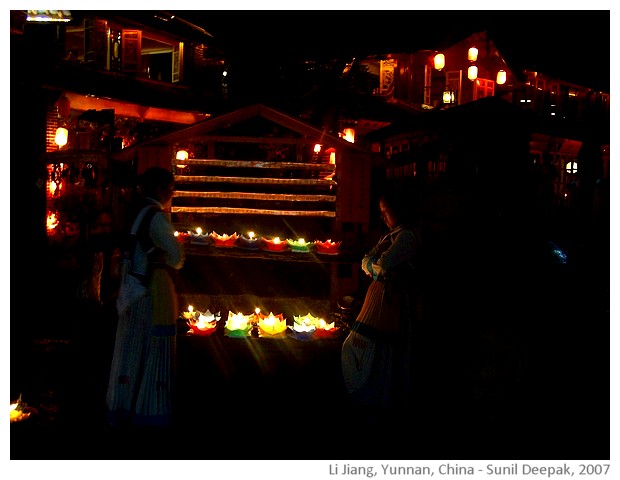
[187, 309, 221, 335]
[314, 318, 340, 338]
[210, 231, 239, 248]
[287, 321, 316, 341]
[238, 231, 260, 250]
[315, 239, 341, 255]
[294, 312, 322, 328]
[190, 227, 212, 245]
[174, 230, 191, 243]
[286, 238, 314, 253]
[10, 394, 36, 423]
[261, 236, 288, 252]
[257, 311, 287, 336]
[224, 311, 253, 337]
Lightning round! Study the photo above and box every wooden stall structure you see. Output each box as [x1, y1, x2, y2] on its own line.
[113, 104, 379, 311]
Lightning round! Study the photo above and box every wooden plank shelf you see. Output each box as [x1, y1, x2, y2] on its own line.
[171, 206, 336, 217]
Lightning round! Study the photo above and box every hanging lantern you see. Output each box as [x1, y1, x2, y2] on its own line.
[434, 53, 445, 71]
[57, 96, 71, 117]
[341, 128, 355, 143]
[54, 127, 68, 147]
[467, 65, 478, 81]
[496, 70, 507, 85]
[176, 149, 189, 161]
[468, 47, 478, 62]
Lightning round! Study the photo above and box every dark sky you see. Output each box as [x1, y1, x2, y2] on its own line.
[176, 9, 610, 92]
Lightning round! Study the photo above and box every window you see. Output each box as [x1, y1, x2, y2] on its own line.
[473, 78, 494, 100]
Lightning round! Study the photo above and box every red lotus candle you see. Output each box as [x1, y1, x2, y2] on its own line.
[174, 230, 191, 243]
[210, 231, 239, 248]
[314, 318, 341, 338]
[315, 239, 341, 255]
[186, 308, 221, 336]
[261, 236, 288, 252]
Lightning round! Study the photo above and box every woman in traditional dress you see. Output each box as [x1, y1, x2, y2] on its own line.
[341, 187, 422, 425]
[106, 167, 185, 427]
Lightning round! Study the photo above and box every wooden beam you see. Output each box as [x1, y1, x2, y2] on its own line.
[174, 159, 336, 171]
[174, 175, 337, 186]
[173, 191, 336, 202]
[171, 206, 336, 217]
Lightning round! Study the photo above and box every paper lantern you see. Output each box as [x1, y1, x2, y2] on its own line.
[433, 53, 445, 71]
[468, 47, 478, 62]
[496, 70, 507, 85]
[54, 127, 68, 147]
[467, 65, 478, 81]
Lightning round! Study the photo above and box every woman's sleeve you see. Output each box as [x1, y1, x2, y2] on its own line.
[372, 229, 417, 278]
[150, 213, 185, 269]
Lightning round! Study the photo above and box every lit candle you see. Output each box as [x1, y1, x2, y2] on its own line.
[315, 239, 341, 255]
[190, 227, 212, 245]
[210, 231, 239, 248]
[175, 230, 191, 243]
[187, 309, 220, 335]
[238, 231, 260, 250]
[224, 311, 253, 337]
[287, 238, 314, 253]
[257, 311, 287, 336]
[261, 236, 288, 252]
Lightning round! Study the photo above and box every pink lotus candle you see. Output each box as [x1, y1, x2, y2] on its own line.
[315, 239, 341, 255]
[261, 236, 288, 252]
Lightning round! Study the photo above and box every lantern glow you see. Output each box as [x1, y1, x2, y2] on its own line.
[433, 53, 445, 70]
[496, 70, 507, 85]
[467, 65, 478, 81]
[55, 127, 68, 147]
[468, 47, 478, 62]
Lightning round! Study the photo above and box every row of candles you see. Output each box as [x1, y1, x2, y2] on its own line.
[183, 306, 340, 340]
[175, 229, 342, 254]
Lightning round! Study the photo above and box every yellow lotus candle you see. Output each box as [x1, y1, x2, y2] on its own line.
[294, 312, 321, 328]
[257, 311, 287, 336]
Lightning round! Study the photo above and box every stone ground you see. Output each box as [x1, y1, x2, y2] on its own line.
[9, 218, 611, 461]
